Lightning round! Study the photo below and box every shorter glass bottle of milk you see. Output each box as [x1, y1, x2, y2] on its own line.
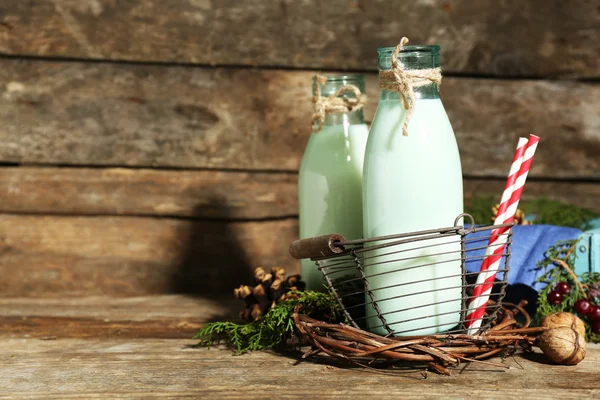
[299, 75, 369, 290]
[362, 45, 464, 335]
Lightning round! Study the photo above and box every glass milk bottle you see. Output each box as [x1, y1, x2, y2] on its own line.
[363, 44, 463, 335]
[299, 75, 369, 290]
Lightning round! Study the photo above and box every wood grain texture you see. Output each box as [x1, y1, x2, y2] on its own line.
[0, 215, 299, 297]
[0, 60, 598, 177]
[0, 167, 298, 219]
[0, 338, 598, 398]
[0, 316, 204, 339]
[0, 168, 597, 220]
[0, 0, 597, 77]
[0, 296, 237, 339]
[0, 295, 233, 320]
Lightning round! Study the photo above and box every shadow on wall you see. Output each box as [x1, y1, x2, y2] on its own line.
[169, 202, 254, 297]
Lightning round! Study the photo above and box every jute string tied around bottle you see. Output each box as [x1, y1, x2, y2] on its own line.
[379, 37, 442, 136]
[311, 74, 367, 132]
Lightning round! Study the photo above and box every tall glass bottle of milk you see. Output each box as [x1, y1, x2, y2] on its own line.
[299, 75, 369, 290]
[363, 45, 463, 335]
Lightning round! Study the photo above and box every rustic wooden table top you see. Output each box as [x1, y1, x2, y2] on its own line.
[1, 296, 598, 399]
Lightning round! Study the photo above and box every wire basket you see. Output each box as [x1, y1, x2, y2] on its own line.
[289, 213, 513, 337]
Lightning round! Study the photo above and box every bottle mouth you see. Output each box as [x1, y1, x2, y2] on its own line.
[377, 45, 441, 70]
[313, 74, 366, 96]
[377, 45, 440, 56]
[313, 74, 365, 84]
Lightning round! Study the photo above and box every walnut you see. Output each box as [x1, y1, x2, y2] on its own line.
[540, 312, 586, 338]
[536, 327, 586, 365]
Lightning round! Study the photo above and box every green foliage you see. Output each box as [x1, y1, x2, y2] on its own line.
[193, 290, 343, 354]
[464, 195, 496, 226]
[521, 197, 599, 230]
[465, 195, 598, 230]
[535, 240, 600, 342]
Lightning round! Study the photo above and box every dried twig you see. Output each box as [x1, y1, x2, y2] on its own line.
[293, 302, 543, 375]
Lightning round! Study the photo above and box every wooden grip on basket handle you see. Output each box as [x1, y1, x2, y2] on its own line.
[289, 234, 346, 259]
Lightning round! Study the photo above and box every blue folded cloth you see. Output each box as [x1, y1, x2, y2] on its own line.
[465, 225, 581, 291]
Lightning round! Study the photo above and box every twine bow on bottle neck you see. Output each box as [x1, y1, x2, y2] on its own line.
[379, 37, 442, 136]
[311, 75, 367, 132]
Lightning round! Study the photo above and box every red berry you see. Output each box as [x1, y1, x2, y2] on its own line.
[593, 320, 600, 335]
[547, 290, 564, 305]
[555, 282, 571, 294]
[575, 299, 592, 315]
[589, 305, 600, 321]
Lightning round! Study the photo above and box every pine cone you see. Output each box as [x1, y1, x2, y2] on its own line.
[235, 267, 306, 322]
[491, 204, 532, 225]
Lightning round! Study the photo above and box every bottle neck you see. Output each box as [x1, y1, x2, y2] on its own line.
[312, 74, 366, 129]
[322, 109, 365, 126]
[377, 45, 442, 102]
[380, 83, 440, 101]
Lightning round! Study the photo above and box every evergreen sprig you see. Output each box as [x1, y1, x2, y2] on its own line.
[535, 239, 600, 342]
[193, 290, 343, 354]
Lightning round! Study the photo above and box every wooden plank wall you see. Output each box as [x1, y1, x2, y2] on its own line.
[0, 0, 597, 298]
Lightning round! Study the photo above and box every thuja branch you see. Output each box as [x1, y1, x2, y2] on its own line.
[193, 290, 343, 354]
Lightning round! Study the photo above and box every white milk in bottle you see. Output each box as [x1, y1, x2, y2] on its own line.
[362, 44, 463, 335]
[299, 75, 369, 290]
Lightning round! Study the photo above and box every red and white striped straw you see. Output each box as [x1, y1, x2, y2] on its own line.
[465, 134, 540, 334]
